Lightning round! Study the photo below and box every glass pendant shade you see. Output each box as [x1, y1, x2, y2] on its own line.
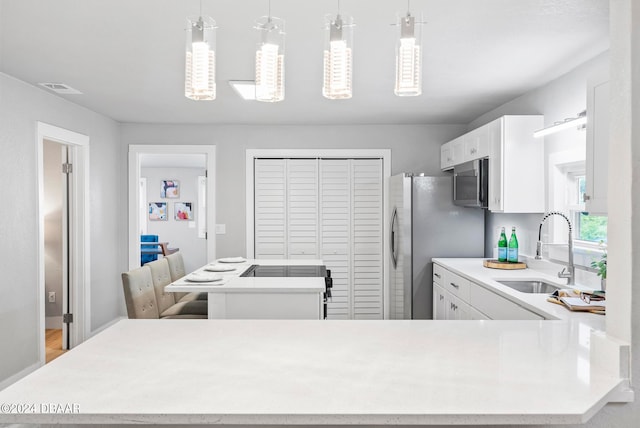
[185, 16, 217, 100]
[323, 13, 354, 100]
[255, 16, 285, 102]
[394, 13, 422, 97]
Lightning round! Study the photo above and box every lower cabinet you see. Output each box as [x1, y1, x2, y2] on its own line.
[433, 263, 543, 321]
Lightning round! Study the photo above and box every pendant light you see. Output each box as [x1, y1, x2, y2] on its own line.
[394, 1, 423, 97]
[255, 0, 285, 102]
[323, 1, 354, 100]
[185, 2, 217, 101]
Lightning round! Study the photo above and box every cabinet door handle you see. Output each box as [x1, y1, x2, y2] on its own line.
[434, 273, 441, 278]
[583, 193, 591, 201]
[439, 295, 444, 301]
[450, 282, 459, 289]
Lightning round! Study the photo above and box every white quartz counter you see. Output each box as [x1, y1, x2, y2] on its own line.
[0, 319, 629, 425]
[166, 258, 326, 294]
[432, 258, 605, 331]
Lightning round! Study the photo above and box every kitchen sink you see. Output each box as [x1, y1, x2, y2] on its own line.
[496, 280, 561, 294]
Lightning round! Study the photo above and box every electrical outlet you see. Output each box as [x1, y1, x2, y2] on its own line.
[48, 292, 56, 303]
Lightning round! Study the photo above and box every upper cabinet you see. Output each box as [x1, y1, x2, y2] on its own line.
[440, 136, 465, 170]
[440, 128, 488, 170]
[465, 126, 490, 161]
[585, 70, 610, 215]
[488, 115, 544, 213]
[441, 115, 544, 213]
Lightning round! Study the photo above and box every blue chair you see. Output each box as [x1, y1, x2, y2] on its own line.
[140, 234, 159, 265]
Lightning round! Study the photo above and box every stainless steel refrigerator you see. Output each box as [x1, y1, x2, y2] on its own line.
[389, 174, 485, 319]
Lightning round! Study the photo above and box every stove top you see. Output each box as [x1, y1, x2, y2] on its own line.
[240, 265, 328, 278]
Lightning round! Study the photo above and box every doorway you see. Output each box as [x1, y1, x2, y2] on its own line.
[128, 145, 216, 271]
[37, 122, 90, 366]
[43, 140, 69, 362]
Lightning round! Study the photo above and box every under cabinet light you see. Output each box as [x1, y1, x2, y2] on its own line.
[533, 111, 587, 138]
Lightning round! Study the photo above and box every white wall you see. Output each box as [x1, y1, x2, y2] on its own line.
[0, 73, 125, 384]
[43, 139, 64, 325]
[142, 167, 207, 272]
[122, 124, 466, 258]
[466, 53, 609, 267]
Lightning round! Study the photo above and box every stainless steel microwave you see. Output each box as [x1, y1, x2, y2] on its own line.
[453, 159, 489, 208]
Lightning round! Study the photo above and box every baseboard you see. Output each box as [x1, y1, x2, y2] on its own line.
[90, 316, 126, 338]
[45, 315, 63, 329]
[0, 362, 41, 392]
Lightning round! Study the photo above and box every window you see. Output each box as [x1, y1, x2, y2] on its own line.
[570, 174, 608, 244]
[572, 174, 607, 243]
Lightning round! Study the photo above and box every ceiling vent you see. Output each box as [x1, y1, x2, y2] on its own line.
[38, 83, 83, 95]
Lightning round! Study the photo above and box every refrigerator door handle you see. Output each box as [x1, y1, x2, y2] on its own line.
[390, 207, 398, 269]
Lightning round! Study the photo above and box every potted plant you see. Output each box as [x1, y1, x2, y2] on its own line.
[591, 252, 607, 291]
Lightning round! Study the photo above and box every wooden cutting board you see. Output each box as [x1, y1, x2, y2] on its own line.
[483, 259, 527, 270]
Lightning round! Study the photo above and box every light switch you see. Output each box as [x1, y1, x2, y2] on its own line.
[215, 224, 226, 234]
[188, 221, 196, 229]
[48, 292, 56, 303]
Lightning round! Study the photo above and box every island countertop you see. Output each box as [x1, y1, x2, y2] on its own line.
[166, 258, 326, 294]
[0, 319, 630, 425]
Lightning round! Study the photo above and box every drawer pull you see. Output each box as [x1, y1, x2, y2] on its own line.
[434, 273, 441, 278]
[450, 282, 459, 289]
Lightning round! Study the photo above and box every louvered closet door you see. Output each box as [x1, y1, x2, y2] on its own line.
[254, 159, 287, 259]
[352, 159, 383, 319]
[319, 160, 351, 319]
[287, 159, 319, 259]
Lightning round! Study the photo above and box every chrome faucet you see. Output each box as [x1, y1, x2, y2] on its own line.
[536, 211, 575, 285]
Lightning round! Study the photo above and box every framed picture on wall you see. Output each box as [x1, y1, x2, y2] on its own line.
[148, 202, 167, 221]
[161, 180, 180, 198]
[175, 202, 193, 221]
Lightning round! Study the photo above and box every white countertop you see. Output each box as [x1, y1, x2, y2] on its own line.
[432, 258, 605, 331]
[0, 319, 627, 425]
[166, 259, 326, 294]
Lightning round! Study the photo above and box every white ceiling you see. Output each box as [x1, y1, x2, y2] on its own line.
[0, 0, 609, 125]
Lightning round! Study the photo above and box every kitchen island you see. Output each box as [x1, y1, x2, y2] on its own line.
[165, 259, 326, 320]
[0, 318, 631, 425]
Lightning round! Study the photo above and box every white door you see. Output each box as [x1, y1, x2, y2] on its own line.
[253, 157, 385, 319]
[351, 159, 383, 319]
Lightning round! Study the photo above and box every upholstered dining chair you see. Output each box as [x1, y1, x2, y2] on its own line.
[164, 252, 208, 303]
[122, 261, 207, 319]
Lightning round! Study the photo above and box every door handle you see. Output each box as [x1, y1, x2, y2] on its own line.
[390, 207, 398, 269]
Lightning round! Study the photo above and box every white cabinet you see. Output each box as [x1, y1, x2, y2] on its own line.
[465, 126, 489, 161]
[441, 128, 489, 171]
[432, 263, 543, 321]
[440, 143, 453, 170]
[441, 136, 465, 170]
[469, 283, 543, 321]
[433, 283, 447, 320]
[488, 115, 545, 213]
[433, 283, 472, 320]
[585, 70, 610, 215]
[440, 116, 544, 214]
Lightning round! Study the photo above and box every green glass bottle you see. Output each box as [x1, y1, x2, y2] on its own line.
[508, 226, 519, 263]
[498, 227, 508, 262]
